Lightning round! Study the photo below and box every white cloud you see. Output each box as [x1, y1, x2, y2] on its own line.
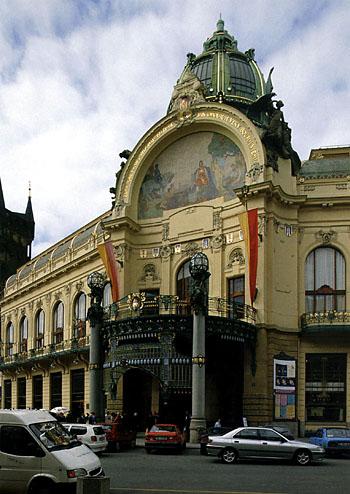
[0, 0, 349, 257]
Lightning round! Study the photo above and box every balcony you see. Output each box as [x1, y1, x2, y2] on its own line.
[0, 335, 90, 372]
[103, 293, 256, 344]
[301, 310, 350, 334]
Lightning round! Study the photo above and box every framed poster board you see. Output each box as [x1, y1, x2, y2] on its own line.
[273, 353, 296, 420]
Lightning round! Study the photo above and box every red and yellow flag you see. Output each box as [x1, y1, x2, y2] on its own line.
[97, 241, 120, 302]
[238, 209, 258, 305]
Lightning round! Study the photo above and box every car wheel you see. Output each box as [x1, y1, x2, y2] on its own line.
[295, 449, 312, 466]
[146, 448, 152, 454]
[29, 479, 56, 494]
[221, 447, 238, 464]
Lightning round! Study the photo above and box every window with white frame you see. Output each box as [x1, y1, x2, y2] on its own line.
[305, 247, 345, 313]
[53, 302, 64, 344]
[35, 309, 45, 349]
[74, 293, 86, 338]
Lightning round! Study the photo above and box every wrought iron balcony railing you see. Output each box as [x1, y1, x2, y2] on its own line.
[301, 310, 350, 330]
[103, 293, 256, 325]
[0, 335, 90, 367]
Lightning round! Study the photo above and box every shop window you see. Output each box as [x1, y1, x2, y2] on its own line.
[306, 353, 346, 422]
[32, 375, 43, 410]
[53, 302, 64, 344]
[20, 316, 28, 353]
[71, 368, 84, 417]
[50, 372, 62, 410]
[35, 309, 45, 349]
[6, 322, 14, 356]
[4, 379, 12, 409]
[74, 293, 86, 338]
[305, 247, 345, 313]
[17, 377, 26, 409]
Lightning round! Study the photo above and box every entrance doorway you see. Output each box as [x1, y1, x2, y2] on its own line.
[123, 368, 159, 431]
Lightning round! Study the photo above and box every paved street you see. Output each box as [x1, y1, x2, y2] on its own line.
[100, 447, 350, 494]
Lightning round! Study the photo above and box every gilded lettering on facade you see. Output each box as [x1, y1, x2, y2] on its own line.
[196, 110, 260, 162]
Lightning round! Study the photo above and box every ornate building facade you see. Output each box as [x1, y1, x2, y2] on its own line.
[1, 21, 349, 435]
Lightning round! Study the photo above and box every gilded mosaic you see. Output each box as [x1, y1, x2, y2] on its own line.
[138, 132, 246, 219]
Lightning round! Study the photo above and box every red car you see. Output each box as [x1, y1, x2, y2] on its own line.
[101, 423, 136, 451]
[145, 424, 186, 453]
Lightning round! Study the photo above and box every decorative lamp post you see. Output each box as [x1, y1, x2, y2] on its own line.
[87, 271, 105, 422]
[189, 252, 211, 443]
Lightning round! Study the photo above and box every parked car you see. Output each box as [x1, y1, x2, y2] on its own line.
[264, 424, 295, 440]
[199, 426, 234, 455]
[206, 426, 325, 465]
[308, 427, 350, 456]
[100, 422, 136, 451]
[63, 423, 108, 454]
[145, 424, 186, 453]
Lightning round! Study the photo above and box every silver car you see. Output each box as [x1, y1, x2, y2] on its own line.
[206, 427, 325, 465]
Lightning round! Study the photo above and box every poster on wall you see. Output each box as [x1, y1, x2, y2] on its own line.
[273, 353, 296, 420]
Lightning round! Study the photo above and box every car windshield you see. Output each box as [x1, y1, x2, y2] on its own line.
[326, 428, 350, 438]
[150, 425, 176, 433]
[30, 421, 80, 451]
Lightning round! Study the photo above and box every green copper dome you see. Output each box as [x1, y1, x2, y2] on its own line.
[169, 19, 273, 122]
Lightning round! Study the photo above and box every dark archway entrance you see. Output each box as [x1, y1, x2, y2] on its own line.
[206, 337, 245, 428]
[123, 368, 157, 431]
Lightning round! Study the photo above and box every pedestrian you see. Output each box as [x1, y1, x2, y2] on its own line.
[214, 418, 222, 432]
[89, 411, 97, 424]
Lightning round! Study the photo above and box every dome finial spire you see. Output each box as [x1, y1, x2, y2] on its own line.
[217, 16, 224, 32]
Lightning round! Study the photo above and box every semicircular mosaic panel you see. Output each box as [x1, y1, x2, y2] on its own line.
[138, 131, 246, 219]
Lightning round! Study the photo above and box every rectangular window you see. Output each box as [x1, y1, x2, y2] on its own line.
[4, 379, 12, 409]
[32, 375, 43, 410]
[227, 276, 245, 318]
[50, 372, 62, 410]
[305, 353, 346, 422]
[71, 368, 84, 417]
[17, 377, 26, 409]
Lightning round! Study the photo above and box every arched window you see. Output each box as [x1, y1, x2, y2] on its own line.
[53, 302, 64, 344]
[20, 316, 28, 353]
[6, 322, 14, 356]
[74, 292, 86, 338]
[177, 260, 192, 315]
[35, 309, 45, 349]
[103, 283, 112, 307]
[305, 247, 345, 313]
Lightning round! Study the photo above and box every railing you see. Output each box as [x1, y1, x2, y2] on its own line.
[301, 310, 350, 329]
[103, 293, 256, 325]
[0, 335, 90, 366]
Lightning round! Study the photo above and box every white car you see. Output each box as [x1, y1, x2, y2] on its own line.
[63, 423, 108, 454]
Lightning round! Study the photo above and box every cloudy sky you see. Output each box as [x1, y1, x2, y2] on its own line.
[1, 0, 349, 257]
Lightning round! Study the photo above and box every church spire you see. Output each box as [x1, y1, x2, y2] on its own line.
[25, 181, 34, 220]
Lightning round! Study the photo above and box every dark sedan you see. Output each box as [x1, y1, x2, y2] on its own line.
[308, 427, 350, 456]
[206, 426, 325, 465]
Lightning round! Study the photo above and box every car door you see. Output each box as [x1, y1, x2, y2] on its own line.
[231, 428, 260, 457]
[258, 429, 288, 458]
[310, 429, 324, 447]
[0, 425, 44, 494]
